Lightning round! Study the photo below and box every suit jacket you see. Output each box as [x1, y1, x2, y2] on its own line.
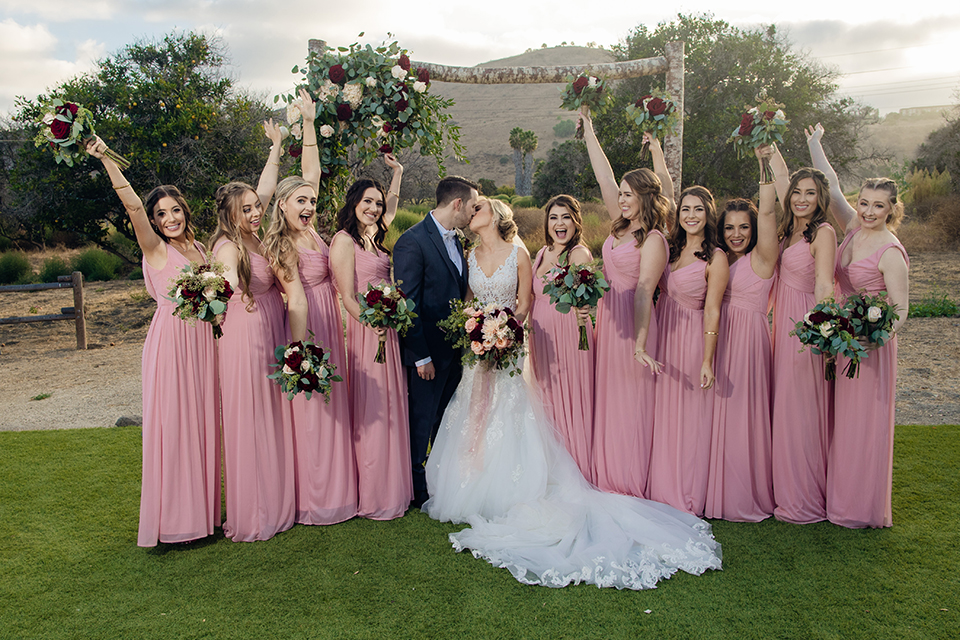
[393, 214, 468, 370]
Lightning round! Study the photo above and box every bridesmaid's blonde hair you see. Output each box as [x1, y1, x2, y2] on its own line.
[263, 176, 314, 282]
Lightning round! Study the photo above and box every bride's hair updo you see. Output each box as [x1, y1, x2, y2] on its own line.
[485, 197, 518, 242]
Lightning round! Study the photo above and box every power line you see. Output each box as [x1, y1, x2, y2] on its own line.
[841, 74, 960, 90]
[818, 41, 947, 59]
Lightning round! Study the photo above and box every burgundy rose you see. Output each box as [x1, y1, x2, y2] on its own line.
[289, 143, 302, 158]
[298, 372, 319, 391]
[506, 317, 520, 331]
[738, 113, 755, 136]
[469, 325, 484, 342]
[572, 76, 589, 96]
[578, 268, 593, 282]
[336, 103, 353, 121]
[808, 311, 830, 325]
[399, 54, 411, 71]
[67, 102, 79, 115]
[320, 166, 332, 180]
[646, 97, 667, 117]
[50, 119, 71, 139]
[382, 297, 398, 312]
[329, 64, 346, 85]
[393, 120, 407, 132]
[285, 350, 304, 370]
[395, 97, 409, 113]
[763, 110, 776, 121]
[222, 281, 234, 299]
[417, 67, 430, 84]
[379, 144, 394, 154]
[303, 343, 317, 358]
[838, 317, 853, 333]
[365, 289, 384, 306]
[382, 122, 393, 133]
[513, 325, 524, 343]
[635, 94, 652, 108]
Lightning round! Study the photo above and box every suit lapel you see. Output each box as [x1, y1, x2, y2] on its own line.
[425, 215, 462, 284]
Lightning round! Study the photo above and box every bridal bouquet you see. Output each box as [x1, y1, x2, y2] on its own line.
[357, 282, 417, 363]
[33, 98, 130, 169]
[439, 299, 525, 376]
[624, 89, 680, 159]
[727, 94, 788, 183]
[541, 258, 609, 350]
[268, 335, 342, 402]
[167, 255, 233, 339]
[844, 291, 899, 367]
[559, 74, 610, 138]
[790, 299, 867, 380]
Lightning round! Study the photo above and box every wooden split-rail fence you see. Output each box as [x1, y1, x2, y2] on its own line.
[0, 271, 87, 350]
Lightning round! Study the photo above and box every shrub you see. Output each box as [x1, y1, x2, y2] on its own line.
[496, 185, 516, 197]
[492, 194, 512, 202]
[909, 292, 959, 318]
[511, 196, 537, 209]
[391, 209, 424, 235]
[128, 268, 144, 281]
[71, 247, 123, 282]
[39, 256, 72, 283]
[403, 203, 433, 216]
[553, 119, 576, 138]
[904, 169, 953, 221]
[929, 197, 960, 249]
[0, 252, 33, 285]
[478, 178, 497, 196]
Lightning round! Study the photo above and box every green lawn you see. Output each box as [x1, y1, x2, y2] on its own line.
[1, 425, 958, 639]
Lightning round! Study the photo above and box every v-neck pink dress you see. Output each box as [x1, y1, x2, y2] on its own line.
[529, 245, 595, 481]
[827, 230, 908, 528]
[705, 253, 776, 521]
[290, 229, 357, 524]
[592, 231, 666, 499]
[770, 224, 836, 524]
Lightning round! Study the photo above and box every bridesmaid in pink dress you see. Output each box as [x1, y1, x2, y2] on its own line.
[580, 110, 673, 498]
[806, 125, 910, 528]
[770, 160, 837, 524]
[529, 194, 595, 480]
[211, 174, 308, 542]
[330, 176, 413, 520]
[86, 137, 219, 547]
[648, 187, 729, 517]
[705, 148, 779, 521]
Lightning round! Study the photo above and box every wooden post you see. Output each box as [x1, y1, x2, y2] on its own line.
[72, 271, 86, 350]
[663, 41, 685, 196]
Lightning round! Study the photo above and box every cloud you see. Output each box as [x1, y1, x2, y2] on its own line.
[0, 0, 115, 21]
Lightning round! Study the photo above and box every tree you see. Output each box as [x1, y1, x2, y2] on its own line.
[532, 140, 596, 206]
[593, 13, 879, 197]
[553, 119, 576, 139]
[2, 31, 273, 258]
[914, 106, 960, 192]
[509, 127, 538, 196]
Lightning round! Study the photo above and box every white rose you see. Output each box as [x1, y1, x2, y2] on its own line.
[278, 125, 290, 140]
[300, 360, 310, 372]
[291, 122, 302, 140]
[286, 102, 301, 124]
[202, 286, 217, 301]
[201, 271, 218, 280]
[867, 306, 882, 323]
[317, 80, 337, 102]
[284, 346, 300, 358]
[282, 364, 295, 375]
[774, 109, 785, 120]
[804, 311, 813, 324]
[382, 286, 392, 295]
[748, 107, 759, 114]
[371, 115, 384, 128]
[413, 81, 427, 93]
[319, 124, 335, 138]
[42, 113, 56, 125]
[175, 286, 183, 299]
[318, 366, 328, 378]
[343, 83, 363, 109]
[818, 322, 834, 337]
[391, 65, 406, 79]
[587, 76, 598, 88]
[365, 76, 377, 88]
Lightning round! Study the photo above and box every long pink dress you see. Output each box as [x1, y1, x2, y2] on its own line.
[216, 240, 296, 541]
[138, 241, 219, 547]
[770, 224, 835, 524]
[648, 251, 720, 517]
[705, 254, 776, 521]
[290, 229, 358, 524]
[827, 231, 907, 528]
[593, 231, 665, 498]
[529, 246, 595, 481]
[335, 231, 412, 520]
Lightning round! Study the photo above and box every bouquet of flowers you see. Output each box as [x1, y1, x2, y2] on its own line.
[559, 74, 610, 139]
[726, 93, 788, 183]
[541, 258, 610, 350]
[357, 282, 417, 363]
[844, 290, 900, 353]
[624, 89, 680, 160]
[167, 255, 233, 339]
[790, 299, 867, 380]
[33, 98, 130, 169]
[268, 335, 342, 402]
[439, 299, 525, 376]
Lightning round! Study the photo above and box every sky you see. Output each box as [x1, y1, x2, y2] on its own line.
[1, 0, 959, 118]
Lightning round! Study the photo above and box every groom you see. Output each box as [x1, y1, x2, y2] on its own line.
[393, 176, 480, 508]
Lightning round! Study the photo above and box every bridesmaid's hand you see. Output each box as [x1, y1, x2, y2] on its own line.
[700, 362, 715, 390]
[372, 326, 387, 337]
[575, 306, 593, 324]
[85, 135, 109, 160]
[634, 348, 662, 374]
[858, 337, 880, 352]
[263, 118, 283, 146]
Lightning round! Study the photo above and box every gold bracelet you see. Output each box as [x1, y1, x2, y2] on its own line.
[704, 331, 718, 335]
[389, 190, 400, 198]
[113, 183, 131, 191]
[267, 160, 280, 166]
[758, 180, 775, 186]
[302, 142, 317, 147]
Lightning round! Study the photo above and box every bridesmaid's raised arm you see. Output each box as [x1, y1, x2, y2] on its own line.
[580, 108, 620, 221]
[768, 143, 791, 207]
[256, 119, 284, 210]
[383, 153, 404, 228]
[754, 146, 780, 276]
[297, 88, 320, 192]
[645, 132, 675, 214]
[806, 123, 857, 234]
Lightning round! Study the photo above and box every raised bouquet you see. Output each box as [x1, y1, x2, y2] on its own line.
[357, 281, 417, 363]
[624, 88, 680, 160]
[541, 258, 609, 350]
[790, 299, 867, 380]
[33, 99, 130, 169]
[844, 290, 899, 354]
[559, 74, 610, 139]
[268, 335, 342, 402]
[439, 299, 525, 376]
[727, 93, 788, 183]
[167, 254, 233, 339]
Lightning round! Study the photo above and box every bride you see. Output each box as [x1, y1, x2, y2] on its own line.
[423, 197, 722, 590]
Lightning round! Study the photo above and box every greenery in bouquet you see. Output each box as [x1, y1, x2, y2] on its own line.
[439, 299, 525, 377]
[268, 335, 342, 402]
[357, 281, 417, 363]
[727, 93, 788, 183]
[278, 35, 465, 228]
[541, 258, 609, 350]
[559, 74, 611, 139]
[624, 88, 681, 149]
[844, 291, 899, 348]
[166, 254, 233, 339]
[790, 298, 867, 380]
[33, 98, 130, 169]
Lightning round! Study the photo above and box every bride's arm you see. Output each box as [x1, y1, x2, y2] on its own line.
[515, 245, 533, 323]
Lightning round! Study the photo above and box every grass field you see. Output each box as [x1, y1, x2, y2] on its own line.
[1, 425, 958, 639]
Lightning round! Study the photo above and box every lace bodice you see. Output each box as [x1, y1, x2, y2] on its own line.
[468, 245, 519, 309]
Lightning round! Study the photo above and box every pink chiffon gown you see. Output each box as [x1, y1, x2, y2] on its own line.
[216, 240, 296, 541]
[290, 229, 358, 524]
[335, 231, 412, 520]
[592, 231, 666, 498]
[770, 224, 835, 524]
[648, 250, 721, 517]
[138, 241, 220, 547]
[529, 246, 595, 481]
[827, 231, 907, 528]
[704, 253, 776, 521]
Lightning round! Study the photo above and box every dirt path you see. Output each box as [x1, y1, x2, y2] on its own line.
[1, 253, 958, 430]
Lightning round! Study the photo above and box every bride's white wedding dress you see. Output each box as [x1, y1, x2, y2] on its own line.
[423, 246, 722, 589]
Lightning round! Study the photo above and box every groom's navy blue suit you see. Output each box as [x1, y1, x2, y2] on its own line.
[393, 214, 468, 505]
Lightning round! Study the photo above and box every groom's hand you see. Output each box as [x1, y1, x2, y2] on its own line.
[417, 362, 436, 381]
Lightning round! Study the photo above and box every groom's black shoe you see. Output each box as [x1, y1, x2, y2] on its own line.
[410, 493, 428, 510]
